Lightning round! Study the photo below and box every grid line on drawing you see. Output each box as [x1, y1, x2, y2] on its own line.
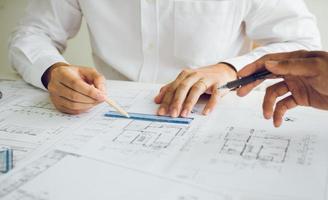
[219, 127, 290, 163]
[112, 120, 187, 149]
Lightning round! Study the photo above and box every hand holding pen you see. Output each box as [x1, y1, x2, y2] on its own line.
[236, 50, 328, 127]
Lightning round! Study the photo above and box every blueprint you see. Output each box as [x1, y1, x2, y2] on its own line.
[0, 80, 328, 200]
[0, 150, 230, 200]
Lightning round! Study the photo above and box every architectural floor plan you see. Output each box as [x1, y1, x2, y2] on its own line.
[0, 80, 328, 200]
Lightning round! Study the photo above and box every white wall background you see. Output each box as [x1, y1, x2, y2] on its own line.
[0, 0, 327, 78]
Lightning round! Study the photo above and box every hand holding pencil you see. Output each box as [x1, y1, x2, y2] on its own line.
[44, 63, 129, 116]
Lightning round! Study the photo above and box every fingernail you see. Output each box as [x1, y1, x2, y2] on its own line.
[158, 107, 166, 115]
[274, 122, 281, 128]
[264, 112, 272, 119]
[181, 109, 188, 117]
[154, 96, 161, 103]
[265, 61, 278, 68]
[171, 109, 178, 118]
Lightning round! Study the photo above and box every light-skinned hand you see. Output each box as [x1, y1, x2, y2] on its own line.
[154, 63, 237, 118]
[43, 62, 107, 114]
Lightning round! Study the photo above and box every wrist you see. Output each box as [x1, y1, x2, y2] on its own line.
[41, 62, 70, 89]
[212, 63, 237, 80]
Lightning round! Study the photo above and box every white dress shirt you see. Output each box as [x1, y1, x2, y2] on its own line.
[9, 0, 321, 90]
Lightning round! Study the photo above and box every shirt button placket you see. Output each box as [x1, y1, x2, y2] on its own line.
[139, 0, 159, 83]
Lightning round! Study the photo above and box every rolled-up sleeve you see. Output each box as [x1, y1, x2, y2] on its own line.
[223, 0, 322, 71]
[8, 0, 83, 89]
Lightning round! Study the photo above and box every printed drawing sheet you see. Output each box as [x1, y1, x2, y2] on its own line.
[0, 80, 328, 200]
[0, 80, 160, 166]
[0, 150, 230, 200]
[0, 80, 85, 165]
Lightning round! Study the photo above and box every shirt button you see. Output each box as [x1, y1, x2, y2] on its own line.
[147, 43, 155, 51]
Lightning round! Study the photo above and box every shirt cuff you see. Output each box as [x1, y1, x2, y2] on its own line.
[222, 55, 257, 72]
[28, 54, 68, 90]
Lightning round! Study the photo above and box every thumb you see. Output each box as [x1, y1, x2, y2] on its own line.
[265, 59, 319, 77]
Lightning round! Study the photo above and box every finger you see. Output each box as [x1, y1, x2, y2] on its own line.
[273, 96, 298, 127]
[181, 80, 209, 117]
[238, 50, 310, 78]
[154, 85, 170, 104]
[81, 68, 107, 94]
[236, 79, 264, 97]
[49, 81, 99, 104]
[158, 86, 176, 116]
[238, 61, 266, 78]
[57, 68, 105, 101]
[263, 81, 289, 119]
[157, 70, 191, 115]
[203, 84, 219, 115]
[169, 74, 201, 117]
[51, 95, 97, 113]
[58, 105, 90, 115]
[94, 75, 107, 94]
[265, 58, 320, 77]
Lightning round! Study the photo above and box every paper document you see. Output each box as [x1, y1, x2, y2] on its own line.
[0, 80, 327, 200]
[0, 80, 92, 166]
[0, 150, 230, 200]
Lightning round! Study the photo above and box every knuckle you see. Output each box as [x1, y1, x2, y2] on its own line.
[276, 101, 287, 112]
[191, 71, 201, 77]
[192, 84, 204, 91]
[166, 86, 176, 93]
[181, 69, 191, 75]
[172, 98, 182, 106]
[178, 82, 190, 91]
[265, 86, 274, 95]
[178, 69, 192, 79]
[70, 79, 79, 88]
[184, 100, 194, 108]
[87, 89, 97, 97]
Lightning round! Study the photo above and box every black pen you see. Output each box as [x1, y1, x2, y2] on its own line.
[218, 70, 272, 90]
